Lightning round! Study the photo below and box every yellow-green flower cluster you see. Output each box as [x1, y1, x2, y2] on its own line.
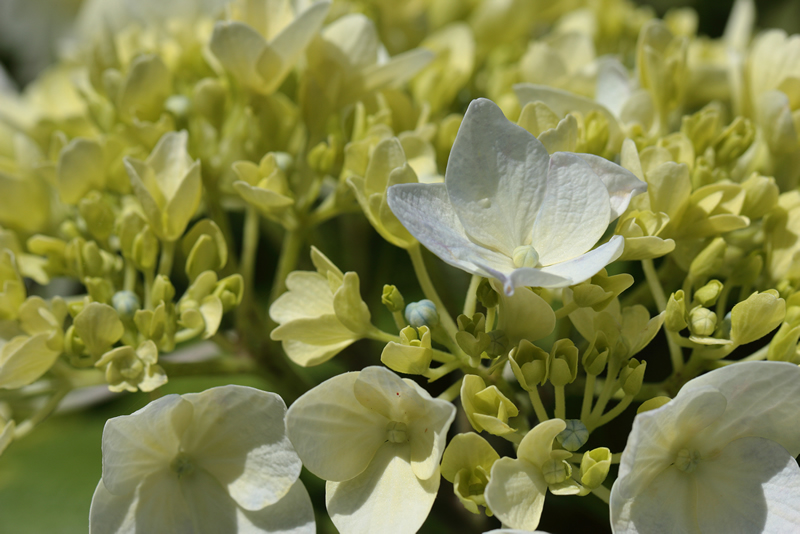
[4, 0, 800, 532]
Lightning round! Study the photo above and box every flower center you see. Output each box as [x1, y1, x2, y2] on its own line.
[674, 448, 701, 473]
[386, 421, 408, 443]
[170, 452, 196, 478]
[512, 245, 540, 269]
[541, 458, 570, 484]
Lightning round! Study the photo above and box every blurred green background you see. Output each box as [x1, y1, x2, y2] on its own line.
[1, 0, 799, 532]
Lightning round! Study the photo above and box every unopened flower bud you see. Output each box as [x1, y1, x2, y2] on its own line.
[694, 280, 723, 307]
[542, 458, 570, 485]
[112, 291, 141, 319]
[665, 290, 688, 332]
[557, 419, 589, 452]
[381, 285, 405, 313]
[476, 278, 498, 309]
[405, 300, 439, 328]
[580, 447, 612, 489]
[689, 307, 717, 337]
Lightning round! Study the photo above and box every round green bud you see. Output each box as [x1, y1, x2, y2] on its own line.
[542, 458, 570, 485]
[405, 300, 439, 328]
[689, 307, 717, 337]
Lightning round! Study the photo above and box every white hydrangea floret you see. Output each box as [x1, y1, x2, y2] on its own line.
[611, 361, 800, 533]
[387, 98, 646, 296]
[285, 366, 456, 534]
[89, 385, 314, 534]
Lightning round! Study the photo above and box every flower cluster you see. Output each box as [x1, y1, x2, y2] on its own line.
[2, 0, 800, 532]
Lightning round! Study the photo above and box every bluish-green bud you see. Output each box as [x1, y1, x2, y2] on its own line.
[557, 419, 589, 451]
[405, 300, 439, 328]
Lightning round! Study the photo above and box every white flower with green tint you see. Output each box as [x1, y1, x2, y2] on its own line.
[387, 98, 646, 295]
[89, 385, 314, 534]
[285, 366, 456, 534]
[611, 361, 800, 533]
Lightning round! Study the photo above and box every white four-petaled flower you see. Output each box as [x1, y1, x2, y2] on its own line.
[89, 385, 314, 534]
[611, 361, 800, 533]
[387, 98, 646, 295]
[285, 366, 456, 534]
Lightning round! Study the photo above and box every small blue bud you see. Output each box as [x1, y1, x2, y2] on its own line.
[112, 290, 141, 318]
[405, 300, 439, 328]
[557, 419, 589, 451]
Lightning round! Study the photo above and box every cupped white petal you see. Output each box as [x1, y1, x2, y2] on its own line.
[444, 98, 550, 255]
[102, 394, 193, 496]
[614, 387, 726, 503]
[325, 442, 439, 534]
[531, 152, 611, 266]
[89, 479, 137, 534]
[179, 468, 239, 534]
[504, 266, 572, 294]
[353, 366, 426, 422]
[131, 469, 194, 533]
[286, 372, 386, 482]
[179, 385, 302, 511]
[281, 338, 356, 367]
[387, 182, 512, 273]
[269, 272, 333, 322]
[321, 14, 379, 69]
[238, 479, 316, 534]
[537, 235, 624, 285]
[680, 361, 800, 456]
[694, 436, 800, 534]
[517, 419, 566, 468]
[611, 465, 698, 534]
[405, 381, 456, 481]
[484, 457, 548, 531]
[576, 154, 647, 220]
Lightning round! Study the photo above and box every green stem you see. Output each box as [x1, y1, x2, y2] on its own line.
[391, 310, 406, 331]
[593, 395, 634, 429]
[270, 228, 305, 304]
[485, 307, 497, 332]
[424, 360, 461, 382]
[591, 484, 611, 504]
[528, 388, 550, 423]
[13, 387, 70, 440]
[741, 344, 769, 361]
[144, 268, 155, 309]
[158, 240, 176, 277]
[581, 374, 596, 421]
[123, 260, 137, 292]
[241, 206, 260, 300]
[408, 244, 458, 338]
[642, 258, 684, 372]
[437, 376, 464, 402]
[554, 385, 566, 420]
[463, 275, 481, 317]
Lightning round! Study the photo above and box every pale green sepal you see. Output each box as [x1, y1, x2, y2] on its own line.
[332, 272, 372, 335]
[730, 290, 785, 345]
[460, 375, 519, 435]
[440, 433, 499, 515]
[74, 302, 124, 360]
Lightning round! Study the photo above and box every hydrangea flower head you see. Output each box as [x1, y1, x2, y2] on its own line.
[387, 98, 646, 295]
